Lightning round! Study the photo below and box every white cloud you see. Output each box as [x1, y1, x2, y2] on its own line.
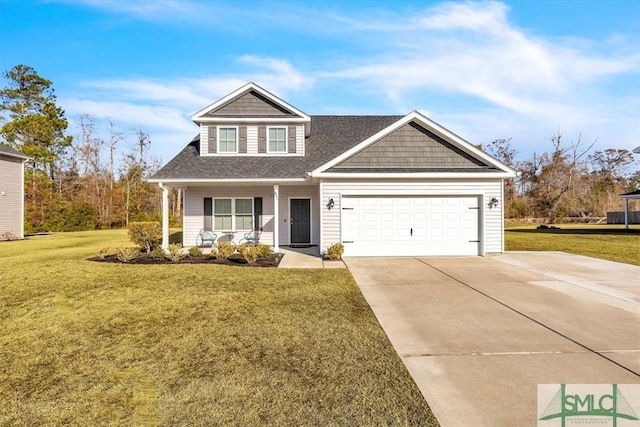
[57, 1, 639, 160]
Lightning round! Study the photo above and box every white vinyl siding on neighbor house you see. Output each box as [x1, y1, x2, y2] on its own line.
[218, 127, 238, 153]
[320, 179, 504, 256]
[267, 127, 287, 153]
[0, 155, 25, 239]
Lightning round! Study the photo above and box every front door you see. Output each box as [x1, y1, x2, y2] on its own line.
[290, 199, 311, 244]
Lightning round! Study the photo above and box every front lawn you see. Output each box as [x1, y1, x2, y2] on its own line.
[505, 224, 640, 266]
[0, 230, 437, 425]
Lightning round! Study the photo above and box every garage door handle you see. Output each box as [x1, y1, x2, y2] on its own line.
[469, 240, 480, 242]
[410, 228, 413, 236]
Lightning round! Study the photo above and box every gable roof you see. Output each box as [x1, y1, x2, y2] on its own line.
[310, 111, 516, 178]
[0, 144, 29, 160]
[191, 82, 310, 124]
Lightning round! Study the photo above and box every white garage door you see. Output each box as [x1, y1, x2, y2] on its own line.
[341, 196, 480, 257]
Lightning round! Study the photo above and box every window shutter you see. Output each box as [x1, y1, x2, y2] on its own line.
[288, 125, 296, 153]
[253, 197, 263, 230]
[258, 126, 266, 153]
[208, 126, 217, 154]
[239, 126, 247, 153]
[204, 197, 212, 230]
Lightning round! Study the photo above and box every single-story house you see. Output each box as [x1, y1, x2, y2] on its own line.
[0, 144, 28, 239]
[149, 83, 517, 257]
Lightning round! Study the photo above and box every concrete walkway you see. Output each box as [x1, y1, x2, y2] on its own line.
[345, 253, 640, 427]
[277, 246, 346, 269]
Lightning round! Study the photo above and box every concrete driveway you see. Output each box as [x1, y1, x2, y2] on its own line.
[345, 252, 640, 427]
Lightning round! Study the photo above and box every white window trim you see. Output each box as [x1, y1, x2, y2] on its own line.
[266, 126, 288, 154]
[213, 197, 253, 231]
[217, 126, 239, 154]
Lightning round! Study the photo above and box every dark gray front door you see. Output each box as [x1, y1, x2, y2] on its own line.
[290, 199, 311, 244]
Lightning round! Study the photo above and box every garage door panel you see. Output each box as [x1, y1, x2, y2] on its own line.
[342, 196, 480, 257]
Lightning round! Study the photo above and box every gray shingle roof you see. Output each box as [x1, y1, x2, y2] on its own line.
[151, 116, 402, 180]
[0, 144, 28, 159]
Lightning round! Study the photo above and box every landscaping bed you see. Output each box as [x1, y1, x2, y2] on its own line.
[90, 252, 283, 267]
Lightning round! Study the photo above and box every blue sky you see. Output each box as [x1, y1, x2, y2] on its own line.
[1, 0, 639, 165]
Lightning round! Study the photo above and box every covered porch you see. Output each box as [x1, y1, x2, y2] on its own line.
[157, 182, 320, 252]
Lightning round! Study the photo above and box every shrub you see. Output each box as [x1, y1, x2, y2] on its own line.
[167, 243, 185, 262]
[98, 247, 111, 259]
[325, 243, 344, 260]
[128, 222, 161, 253]
[1, 231, 17, 241]
[115, 247, 140, 263]
[238, 244, 259, 264]
[256, 244, 272, 258]
[188, 246, 203, 257]
[215, 242, 235, 259]
[151, 246, 166, 258]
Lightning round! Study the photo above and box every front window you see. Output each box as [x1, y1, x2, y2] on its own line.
[213, 198, 253, 230]
[268, 127, 287, 153]
[218, 127, 238, 153]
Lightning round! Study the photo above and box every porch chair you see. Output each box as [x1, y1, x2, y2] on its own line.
[239, 229, 262, 245]
[196, 228, 217, 248]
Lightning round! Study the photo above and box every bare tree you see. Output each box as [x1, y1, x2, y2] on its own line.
[525, 132, 594, 222]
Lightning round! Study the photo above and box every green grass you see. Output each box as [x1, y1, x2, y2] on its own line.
[506, 224, 640, 266]
[0, 230, 437, 426]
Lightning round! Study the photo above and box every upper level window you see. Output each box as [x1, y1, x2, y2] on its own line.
[268, 127, 287, 153]
[218, 127, 238, 153]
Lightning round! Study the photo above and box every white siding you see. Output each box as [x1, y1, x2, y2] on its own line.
[296, 124, 305, 155]
[200, 126, 209, 154]
[320, 179, 504, 255]
[184, 186, 274, 247]
[247, 126, 258, 154]
[198, 124, 303, 157]
[183, 184, 319, 248]
[279, 185, 320, 245]
[0, 155, 24, 239]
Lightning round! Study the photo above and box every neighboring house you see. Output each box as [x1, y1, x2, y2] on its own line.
[149, 83, 517, 257]
[0, 145, 28, 239]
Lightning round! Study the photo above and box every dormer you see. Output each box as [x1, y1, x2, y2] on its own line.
[191, 82, 311, 157]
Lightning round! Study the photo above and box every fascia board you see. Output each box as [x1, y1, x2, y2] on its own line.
[313, 171, 517, 179]
[191, 82, 310, 122]
[148, 177, 307, 184]
[195, 117, 309, 123]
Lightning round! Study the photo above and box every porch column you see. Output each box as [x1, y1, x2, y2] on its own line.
[160, 183, 169, 250]
[273, 184, 279, 252]
[624, 198, 629, 230]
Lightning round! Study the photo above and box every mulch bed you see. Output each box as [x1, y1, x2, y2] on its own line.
[88, 253, 283, 267]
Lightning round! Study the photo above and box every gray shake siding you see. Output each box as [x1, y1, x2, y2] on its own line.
[0, 150, 26, 239]
[204, 91, 297, 117]
[333, 122, 488, 169]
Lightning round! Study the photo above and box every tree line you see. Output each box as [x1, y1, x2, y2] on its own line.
[1, 64, 638, 233]
[0, 64, 181, 233]
[479, 137, 638, 222]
